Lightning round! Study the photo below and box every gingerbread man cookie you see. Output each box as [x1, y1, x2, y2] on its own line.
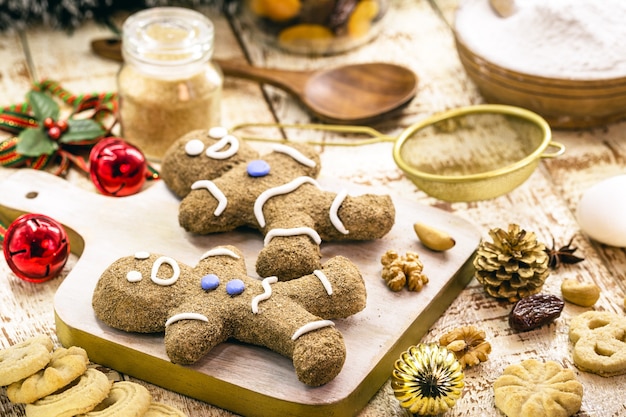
[92, 245, 367, 386]
[161, 128, 395, 280]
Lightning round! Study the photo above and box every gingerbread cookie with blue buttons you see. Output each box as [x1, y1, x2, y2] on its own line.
[160, 128, 396, 281]
[91, 245, 367, 386]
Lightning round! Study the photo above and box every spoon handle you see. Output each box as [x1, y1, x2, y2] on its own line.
[90, 38, 312, 97]
[214, 58, 311, 97]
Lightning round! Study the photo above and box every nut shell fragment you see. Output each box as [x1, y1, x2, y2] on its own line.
[439, 326, 491, 369]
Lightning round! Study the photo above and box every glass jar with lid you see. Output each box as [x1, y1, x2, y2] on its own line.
[118, 7, 223, 161]
[240, 0, 389, 55]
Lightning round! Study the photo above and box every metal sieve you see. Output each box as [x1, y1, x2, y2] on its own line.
[232, 104, 564, 202]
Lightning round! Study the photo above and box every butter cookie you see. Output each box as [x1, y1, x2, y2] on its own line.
[0, 335, 53, 386]
[7, 346, 89, 403]
[494, 359, 582, 417]
[80, 381, 152, 416]
[569, 310, 626, 376]
[25, 368, 112, 417]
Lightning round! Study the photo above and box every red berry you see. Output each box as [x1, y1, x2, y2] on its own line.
[47, 126, 62, 140]
[56, 120, 69, 132]
[43, 117, 55, 129]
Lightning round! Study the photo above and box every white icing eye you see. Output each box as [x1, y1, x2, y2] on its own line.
[126, 270, 143, 283]
[208, 126, 228, 139]
[135, 251, 150, 260]
[184, 139, 205, 156]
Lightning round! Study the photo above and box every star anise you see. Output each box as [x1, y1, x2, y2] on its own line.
[545, 237, 584, 269]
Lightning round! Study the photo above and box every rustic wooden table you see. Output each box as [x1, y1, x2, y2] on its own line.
[1, 1, 626, 416]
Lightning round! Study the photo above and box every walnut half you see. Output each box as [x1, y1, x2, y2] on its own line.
[381, 250, 429, 292]
[439, 326, 491, 369]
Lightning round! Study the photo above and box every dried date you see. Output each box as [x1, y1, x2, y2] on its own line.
[328, 0, 358, 31]
[300, 0, 337, 25]
[509, 293, 564, 332]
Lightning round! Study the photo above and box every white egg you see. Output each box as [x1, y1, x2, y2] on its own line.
[577, 175, 626, 247]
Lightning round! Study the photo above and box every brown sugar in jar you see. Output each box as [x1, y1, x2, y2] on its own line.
[118, 7, 223, 161]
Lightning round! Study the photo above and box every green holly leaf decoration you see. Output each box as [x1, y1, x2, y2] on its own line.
[16, 128, 58, 156]
[61, 119, 106, 143]
[27, 91, 60, 121]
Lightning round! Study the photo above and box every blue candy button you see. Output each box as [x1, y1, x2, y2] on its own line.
[247, 160, 270, 177]
[201, 274, 220, 291]
[226, 279, 245, 296]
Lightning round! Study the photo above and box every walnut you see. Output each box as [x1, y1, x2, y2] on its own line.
[381, 250, 429, 292]
[439, 326, 491, 369]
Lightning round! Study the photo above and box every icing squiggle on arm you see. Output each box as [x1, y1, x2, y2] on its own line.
[165, 312, 209, 327]
[151, 256, 180, 286]
[191, 180, 228, 216]
[254, 177, 321, 228]
[200, 247, 241, 260]
[291, 320, 335, 340]
[251, 276, 278, 314]
[329, 189, 349, 235]
[273, 144, 316, 168]
[313, 270, 333, 295]
[264, 227, 322, 246]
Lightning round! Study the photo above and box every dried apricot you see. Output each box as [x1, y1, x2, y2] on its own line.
[250, 0, 302, 22]
[278, 24, 335, 52]
[347, 0, 380, 38]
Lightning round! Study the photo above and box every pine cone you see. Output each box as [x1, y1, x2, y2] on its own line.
[473, 224, 549, 302]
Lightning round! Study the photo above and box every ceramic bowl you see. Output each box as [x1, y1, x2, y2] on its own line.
[392, 104, 564, 202]
[454, 37, 626, 129]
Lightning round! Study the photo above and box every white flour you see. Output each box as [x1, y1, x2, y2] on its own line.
[454, 0, 626, 79]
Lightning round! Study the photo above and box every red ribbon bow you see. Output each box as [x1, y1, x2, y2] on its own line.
[0, 79, 118, 176]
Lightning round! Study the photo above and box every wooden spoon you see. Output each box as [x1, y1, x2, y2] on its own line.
[91, 38, 418, 124]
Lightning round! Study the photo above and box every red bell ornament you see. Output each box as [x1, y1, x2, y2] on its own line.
[89, 138, 147, 197]
[3, 214, 71, 283]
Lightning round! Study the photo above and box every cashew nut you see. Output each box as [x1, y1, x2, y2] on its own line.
[561, 279, 600, 307]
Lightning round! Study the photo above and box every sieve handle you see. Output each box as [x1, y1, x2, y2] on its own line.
[541, 141, 565, 159]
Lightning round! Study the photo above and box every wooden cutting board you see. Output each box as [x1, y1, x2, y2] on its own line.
[0, 169, 481, 417]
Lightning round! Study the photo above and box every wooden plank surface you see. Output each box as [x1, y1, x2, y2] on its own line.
[2, 1, 626, 416]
